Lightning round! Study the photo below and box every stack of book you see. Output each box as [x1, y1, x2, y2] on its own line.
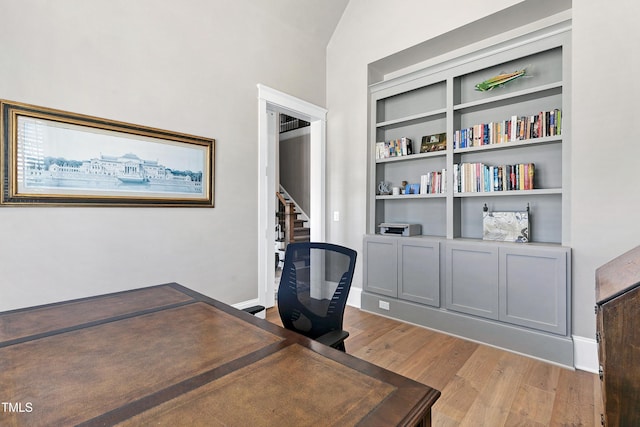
[420, 169, 446, 194]
[454, 109, 561, 149]
[454, 162, 534, 193]
[375, 137, 413, 159]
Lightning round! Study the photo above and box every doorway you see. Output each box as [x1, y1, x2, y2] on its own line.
[257, 84, 327, 310]
[276, 113, 311, 270]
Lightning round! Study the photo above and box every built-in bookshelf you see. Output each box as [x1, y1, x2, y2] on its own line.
[368, 30, 569, 245]
[363, 24, 574, 367]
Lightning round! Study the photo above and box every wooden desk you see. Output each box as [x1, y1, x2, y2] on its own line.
[0, 283, 440, 426]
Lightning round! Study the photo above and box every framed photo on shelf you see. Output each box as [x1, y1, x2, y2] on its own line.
[407, 183, 420, 195]
[0, 100, 215, 207]
[420, 133, 447, 153]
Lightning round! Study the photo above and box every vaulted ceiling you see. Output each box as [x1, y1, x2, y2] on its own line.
[255, 0, 349, 48]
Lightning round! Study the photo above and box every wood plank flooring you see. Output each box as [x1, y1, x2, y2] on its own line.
[266, 306, 603, 426]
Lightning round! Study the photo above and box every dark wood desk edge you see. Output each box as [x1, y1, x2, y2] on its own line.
[401, 389, 441, 427]
[356, 383, 441, 427]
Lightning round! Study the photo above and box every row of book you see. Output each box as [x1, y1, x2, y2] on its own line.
[419, 169, 447, 194]
[453, 109, 561, 149]
[375, 137, 413, 159]
[454, 162, 535, 193]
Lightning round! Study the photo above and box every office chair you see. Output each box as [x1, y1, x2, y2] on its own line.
[244, 242, 357, 352]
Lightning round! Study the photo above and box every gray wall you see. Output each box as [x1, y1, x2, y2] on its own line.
[0, 0, 337, 310]
[325, 0, 640, 354]
[279, 128, 311, 216]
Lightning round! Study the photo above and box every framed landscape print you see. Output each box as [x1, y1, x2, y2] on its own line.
[0, 100, 214, 207]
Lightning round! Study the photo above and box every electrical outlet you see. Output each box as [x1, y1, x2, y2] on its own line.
[333, 211, 340, 221]
[379, 300, 390, 310]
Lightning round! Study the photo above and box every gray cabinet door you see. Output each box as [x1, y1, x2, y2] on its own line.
[363, 236, 398, 297]
[446, 241, 499, 319]
[499, 245, 569, 335]
[398, 239, 440, 307]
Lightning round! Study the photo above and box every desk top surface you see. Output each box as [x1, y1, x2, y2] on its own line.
[0, 283, 440, 426]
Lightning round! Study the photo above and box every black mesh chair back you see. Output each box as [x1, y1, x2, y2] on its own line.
[277, 242, 357, 351]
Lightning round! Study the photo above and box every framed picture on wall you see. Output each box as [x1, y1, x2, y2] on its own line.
[0, 100, 215, 207]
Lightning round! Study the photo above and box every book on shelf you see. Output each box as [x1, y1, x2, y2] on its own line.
[453, 109, 561, 149]
[419, 168, 446, 194]
[376, 137, 413, 159]
[454, 162, 534, 193]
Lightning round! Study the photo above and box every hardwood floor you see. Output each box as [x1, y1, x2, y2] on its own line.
[266, 306, 603, 426]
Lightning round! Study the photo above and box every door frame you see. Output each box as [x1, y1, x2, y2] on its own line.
[257, 84, 327, 309]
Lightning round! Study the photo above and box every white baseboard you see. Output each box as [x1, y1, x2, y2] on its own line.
[573, 335, 599, 373]
[233, 299, 266, 319]
[347, 286, 362, 309]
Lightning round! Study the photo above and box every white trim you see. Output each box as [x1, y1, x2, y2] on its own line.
[347, 286, 362, 309]
[309, 119, 325, 241]
[257, 84, 327, 309]
[573, 335, 599, 373]
[257, 97, 275, 309]
[232, 299, 266, 319]
[257, 84, 327, 122]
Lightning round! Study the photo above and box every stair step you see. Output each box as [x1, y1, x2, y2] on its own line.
[294, 229, 310, 238]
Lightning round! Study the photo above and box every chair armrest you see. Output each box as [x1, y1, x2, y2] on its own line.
[315, 330, 349, 349]
[242, 305, 265, 315]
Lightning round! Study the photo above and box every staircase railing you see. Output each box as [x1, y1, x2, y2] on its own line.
[276, 192, 309, 246]
[277, 192, 296, 245]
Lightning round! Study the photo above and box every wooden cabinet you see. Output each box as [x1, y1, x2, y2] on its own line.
[595, 245, 640, 427]
[364, 235, 440, 307]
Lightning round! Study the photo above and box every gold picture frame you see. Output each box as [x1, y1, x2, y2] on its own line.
[420, 132, 447, 153]
[1, 100, 214, 207]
